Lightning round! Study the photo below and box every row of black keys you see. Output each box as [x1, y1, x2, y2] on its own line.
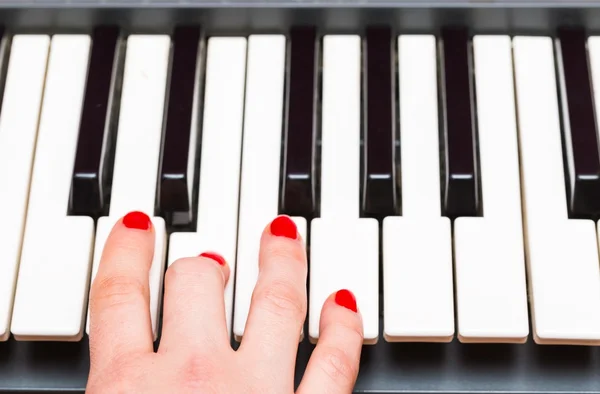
[65, 24, 600, 226]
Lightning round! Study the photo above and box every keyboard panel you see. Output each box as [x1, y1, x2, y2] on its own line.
[0, 6, 597, 34]
[4, 326, 600, 393]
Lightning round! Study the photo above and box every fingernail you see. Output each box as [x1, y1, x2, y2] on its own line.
[270, 215, 297, 239]
[122, 211, 151, 230]
[335, 289, 357, 313]
[199, 252, 226, 266]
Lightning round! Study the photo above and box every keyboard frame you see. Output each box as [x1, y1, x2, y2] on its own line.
[0, 3, 596, 34]
[1, 2, 600, 393]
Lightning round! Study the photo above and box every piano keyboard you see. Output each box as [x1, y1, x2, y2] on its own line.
[3, 3, 600, 391]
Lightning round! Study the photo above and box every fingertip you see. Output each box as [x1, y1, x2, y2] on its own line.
[333, 289, 358, 313]
[319, 289, 363, 337]
[267, 214, 299, 240]
[258, 214, 307, 269]
[121, 210, 153, 231]
[198, 251, 227, 266]
[101, 211, 156, 260]
[198, 251, 231, 285]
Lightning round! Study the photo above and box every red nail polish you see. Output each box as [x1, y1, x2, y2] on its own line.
[270, 215, 297, 239]
[199, 252, 226, 266]
[122, 211, 151, 230]
[335, 289, 357, 313]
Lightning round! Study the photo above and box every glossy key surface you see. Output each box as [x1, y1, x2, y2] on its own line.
[159, 26, 203, 226]
[514, 36, 600, 345]
[453, 35, 529, 343]
[310, 35, 379, 345]
[383, 34, 454, 343]
[440, 27, 478, 218]
[86, 35, 171, 340]
[169, 36, 247, 338]
[233, 34, 287, 340]
[557, 27, 600, 218]
[11, 35, 94, 341]
[0, 35, 48, 341]
[363, 26, 397, 217]
[70, 26, 122, 217]
[281, 26, 318, 217]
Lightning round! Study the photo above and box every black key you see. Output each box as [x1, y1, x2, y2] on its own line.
[362, 26, 397, 217]
[281, 26, 318, 217]
[0, 27, 11, 113]
[440, 27, 479, 218]
[70, 26, 122, 216]
[557, 26, 600, 218]
[158, 26, 202, 225]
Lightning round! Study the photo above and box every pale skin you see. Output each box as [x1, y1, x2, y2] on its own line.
[86, 213, 364, 394]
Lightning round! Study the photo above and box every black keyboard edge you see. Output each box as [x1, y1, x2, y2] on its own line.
[0, 6, 598, 35]
[4, 323, 600, 393]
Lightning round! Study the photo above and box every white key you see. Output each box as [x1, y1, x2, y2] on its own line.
[232, 35, 287, 341]
[11, 35, 93, 341]
[235, 214, 308, 341]
[514, 36, 600, 345]
[453, 35, 529, 343]
[86, 35, 171, 339]
[309, 35, 379, 344]
[0, 36, 49, 341]
[382, 35, 453, 342]
[168, 37, 247, 338]
[587, 37, 600, 250]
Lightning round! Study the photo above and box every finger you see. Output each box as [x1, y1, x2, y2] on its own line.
[88, 211, 155, 365]
[158, 252, 231, 354]
[239, 215, 307, 381]
[296, 289, 363, 394]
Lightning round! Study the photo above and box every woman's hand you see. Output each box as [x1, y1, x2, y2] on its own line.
[86, 212, 364, 394]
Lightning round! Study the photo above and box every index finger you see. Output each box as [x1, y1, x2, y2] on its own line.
[88, 211, 156, 365]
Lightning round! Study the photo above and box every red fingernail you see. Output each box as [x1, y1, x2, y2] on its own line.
[270, 215, 297, 239]
[199, 252, 226, 266]
[335, 289, 357, 313]
[122, 211, 151, 230]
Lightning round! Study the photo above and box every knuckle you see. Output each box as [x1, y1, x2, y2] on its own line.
[169, 257, 200, 274]
[105, 355, 136, 382]
[262, 242, 306, 270]
[106, 237, 152, 264]
[337, 319, 364, 344]
[166, 257, 222, 286]
[179, 354, 219, 392]
[91, 274, 148, 310]
[87, 354, 141, 394]
[254, 279, 306, 320]
[316, 345, 359, 387]
[89, 374, 138, 393]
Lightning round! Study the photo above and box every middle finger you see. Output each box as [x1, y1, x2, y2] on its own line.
[239, 215, 307, 380]
[158, 253, 231, 354]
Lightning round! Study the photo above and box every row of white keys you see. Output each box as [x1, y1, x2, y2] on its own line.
[514, 36, 600, 345]
[86, 35, 171, 340]
[309, 35, 379, 344]
[382, 35, 454, 342]
[168, 36, 248, 338]
[453, 36, 529, 343]
[232, 35, 307, 341]
[11, 35, 94, 341]
[0, 36, 49, 341]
